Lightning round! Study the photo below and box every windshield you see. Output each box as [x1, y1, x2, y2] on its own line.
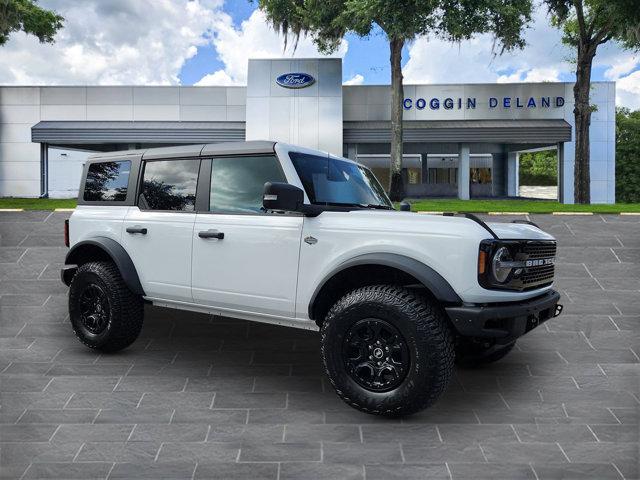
[289, 152, 393, 209]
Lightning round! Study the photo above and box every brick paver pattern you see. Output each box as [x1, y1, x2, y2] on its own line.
[0, 211, 638, 479]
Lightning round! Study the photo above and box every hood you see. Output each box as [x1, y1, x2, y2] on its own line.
[319, 210, 554, 241]
[485, 221, 555, 241]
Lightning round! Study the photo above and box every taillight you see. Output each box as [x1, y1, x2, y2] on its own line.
[64, 219, 70, 247]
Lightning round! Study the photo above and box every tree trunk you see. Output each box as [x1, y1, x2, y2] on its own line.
[573, 45, 595, 204]
[388, 36, 405, 201]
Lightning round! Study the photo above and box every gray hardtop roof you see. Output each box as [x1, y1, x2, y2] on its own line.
[86, 140, 276, 162]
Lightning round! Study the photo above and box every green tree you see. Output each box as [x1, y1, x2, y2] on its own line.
[258, 0, 533, 201]
[543, 0, 640, 204]
[0, 0, 64, 46]
[616, 107, 640, 203]
[519, 150, 558, 186]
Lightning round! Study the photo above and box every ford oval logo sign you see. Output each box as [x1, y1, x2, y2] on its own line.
[276, 73, 315, 89]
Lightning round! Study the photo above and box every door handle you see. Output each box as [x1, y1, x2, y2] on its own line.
[126, 226, 147, 235]
[198, 229, 224, 240]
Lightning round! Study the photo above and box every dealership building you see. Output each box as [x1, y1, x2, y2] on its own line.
[0, 58, 616, 203]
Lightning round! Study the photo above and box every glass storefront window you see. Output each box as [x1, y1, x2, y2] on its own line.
[471, 168, 492, 184]
[407, 168, 421, 185]
[428, 168, 458, 185]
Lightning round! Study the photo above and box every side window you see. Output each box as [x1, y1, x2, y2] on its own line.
[83, 161, 131, 202]
[140, 159, 200, 211]
[210, 155, 286, 213]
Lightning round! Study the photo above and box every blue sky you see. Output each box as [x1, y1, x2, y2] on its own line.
[178, 1, 625, 87]
[1, 0, 637, 107]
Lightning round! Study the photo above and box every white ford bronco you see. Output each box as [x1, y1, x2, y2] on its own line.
[62, 141, 562, 416]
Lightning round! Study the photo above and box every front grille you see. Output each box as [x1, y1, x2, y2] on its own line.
[519, 241, 556, 289]
[521, 242, 557, 259]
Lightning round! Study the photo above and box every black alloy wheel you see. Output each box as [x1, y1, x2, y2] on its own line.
[69, 261, 144, 352]
[78, 284, 110, 335]
[321, 285, 455, 416]
[342, 318, 410, 392]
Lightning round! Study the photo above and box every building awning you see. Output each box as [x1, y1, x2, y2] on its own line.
[344, 119, 572, 144]
[32, 121, 246, 144]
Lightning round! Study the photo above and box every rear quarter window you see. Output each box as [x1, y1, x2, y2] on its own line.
[140, 159, 200, 211]
[83, 161, 131, 202]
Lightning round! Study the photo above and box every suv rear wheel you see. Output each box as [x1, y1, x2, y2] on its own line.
[321, 285, 454, 416]
[69, 261, 144, 352]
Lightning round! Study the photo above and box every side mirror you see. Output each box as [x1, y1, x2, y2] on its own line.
[263, 182, 304, 212]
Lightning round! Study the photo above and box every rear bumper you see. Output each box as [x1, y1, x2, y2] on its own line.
[445, 290, 562, 344]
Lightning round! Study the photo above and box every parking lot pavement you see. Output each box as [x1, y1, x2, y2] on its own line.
[0, 211, 638, 480]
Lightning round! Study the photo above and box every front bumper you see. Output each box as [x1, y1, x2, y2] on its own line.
[445, 290, 562, 344]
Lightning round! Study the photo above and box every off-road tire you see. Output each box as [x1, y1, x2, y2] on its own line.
[69, 261, 144, 353]
[321, 285, 455, 416]
[455, 340, 516, 368]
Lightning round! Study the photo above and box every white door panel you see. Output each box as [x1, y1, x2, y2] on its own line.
[122, 207, 195, 302]
[192, 214, 303, 317]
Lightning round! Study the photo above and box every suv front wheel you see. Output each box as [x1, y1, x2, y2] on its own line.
[321, 285, 454, 416]
[69, 261, 144, 352]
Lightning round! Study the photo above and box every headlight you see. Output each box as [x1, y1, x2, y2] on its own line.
[491, 246, 512, 283]
[478, 239, 557, 291]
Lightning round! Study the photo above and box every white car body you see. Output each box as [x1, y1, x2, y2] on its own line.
[68, 142, 556, 331]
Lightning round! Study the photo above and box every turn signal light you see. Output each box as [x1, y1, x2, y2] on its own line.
[478, 250, 487, 275]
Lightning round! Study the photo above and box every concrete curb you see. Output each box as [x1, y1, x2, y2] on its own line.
[487, 212, 529, 215]
[552, 212, 594, 215]
[54, 208, 76, 212]
[0, 208, 24, 212]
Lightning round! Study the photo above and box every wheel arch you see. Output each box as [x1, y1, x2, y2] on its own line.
[64, 237, 145, 295]
[308, 253, 461, 324]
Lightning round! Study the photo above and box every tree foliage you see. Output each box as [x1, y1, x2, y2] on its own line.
[546, 0, 640, 50]
[0, 0, 64, 46]
[616, 107, 640, 203]
[544, 0, 640, 204]
[519, 150, 558, 186]
[259, 0, 532, 49]
[258, 0, 532, 200]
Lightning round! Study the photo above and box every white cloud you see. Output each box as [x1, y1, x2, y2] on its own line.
[0, 0, 224, 85]
[343, 74, 364, 85]
[604, 54, 639, 81]
[403, 8, 571, 85]
[195, 70, 237, 86]
[402, 6, 639, 108]
[497, 67, 561, 83]
[196, 9, 348, 86]
[616, 70, 640, 110]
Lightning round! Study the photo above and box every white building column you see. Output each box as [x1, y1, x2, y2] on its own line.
[457, 143, 470, 200]
[557, 142, 565, 203]
[507, 151, 519, 197]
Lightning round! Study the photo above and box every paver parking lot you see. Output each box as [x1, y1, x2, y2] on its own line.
[0, 211, 638, 479]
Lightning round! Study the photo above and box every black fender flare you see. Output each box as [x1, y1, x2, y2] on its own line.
[64, 237, 145, 295]
[308, 252, 462, 319]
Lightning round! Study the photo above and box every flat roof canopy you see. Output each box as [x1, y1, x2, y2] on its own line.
[344, 119, 572, 144]
[32, 121, 246, 144]
[32, 119, 571, 146]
